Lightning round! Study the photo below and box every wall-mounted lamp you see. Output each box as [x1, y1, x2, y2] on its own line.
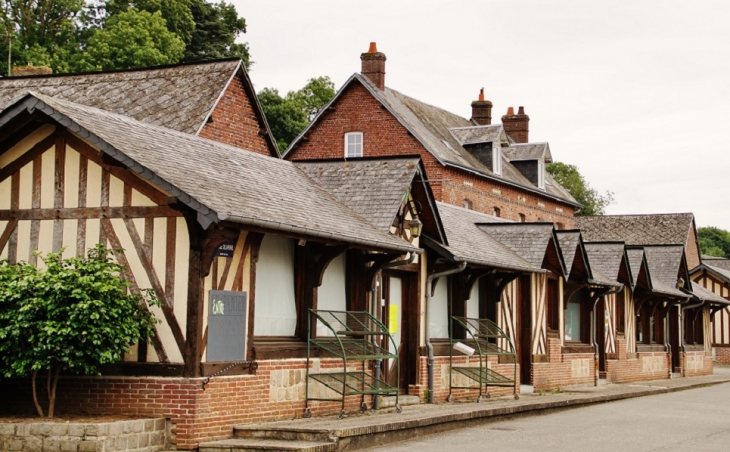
[408, 219, 423, 239]
[677, 277, 685, 289]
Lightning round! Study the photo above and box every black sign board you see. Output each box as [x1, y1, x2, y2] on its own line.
[215, 242, 236, 258]
[207, 290, 247, 362]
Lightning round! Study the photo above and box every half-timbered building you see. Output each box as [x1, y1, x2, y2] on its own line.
[0, 91, 438, 449]
[690, 256, 730, 364]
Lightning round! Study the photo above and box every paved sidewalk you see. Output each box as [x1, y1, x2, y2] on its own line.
[199, 370, 730, 451]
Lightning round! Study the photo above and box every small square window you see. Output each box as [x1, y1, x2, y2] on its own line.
[345, 132, 363, 158]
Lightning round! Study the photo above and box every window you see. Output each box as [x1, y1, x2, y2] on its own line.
[518, 213, 526, 223]
[616, 294, 625, 334]
[537, 160, 545, 190]
[564, 291, 587, 343]
[493, 146, 502, 176]
[492, 207, 501, 218]
[428, 276, 450, 338]
[344, 132, 363, 158]
[463, 198, 473, 210]
[555, 222, 565, 230]
[547, 279, 560, 331]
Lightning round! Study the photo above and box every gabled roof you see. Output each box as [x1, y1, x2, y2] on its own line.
[477, 223, 566, 276]
[700, 256, 730, 271]
[286, 74, 579, 208]
[691, 262, 730, 285]
[556, 230, 588, 281]
[584, 242, 630, 285]
[626, 248, 651, 290]
[640, 245, 689, 298]
[0, 59, 279, 156]
[293, 157, 446, 243]
[503, 143, 553, 163]
[449, 124, 507, 146]
[575, 213, 695, 246]
[425, 202, 540, 273]
[1, 92, 419, 254]
[690, 281, 730, 305]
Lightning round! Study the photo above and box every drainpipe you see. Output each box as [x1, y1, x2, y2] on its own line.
[591, 287, 622, 385]
[680, 299, 704, 353]
[663, 299, 684, 375]
[426, 261, 467, 403]
[373, 252, 416, 410]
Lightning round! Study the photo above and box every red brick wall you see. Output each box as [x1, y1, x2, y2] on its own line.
[715, 346, 730, 364]
[0, 359, 366, 450]
[199, 75, 274, 157]
[410, 355, 519, 402]
[285, 82, 575, 224]
[681, 351, 713, 377]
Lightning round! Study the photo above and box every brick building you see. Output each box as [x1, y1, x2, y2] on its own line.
[284, 43, 580, 228]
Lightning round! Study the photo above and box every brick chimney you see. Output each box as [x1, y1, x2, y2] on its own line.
[12, 62, 53, 77]
[360, 42, 386, 90]
[470, 88, 492, 125]
[501, 106, 529, 143]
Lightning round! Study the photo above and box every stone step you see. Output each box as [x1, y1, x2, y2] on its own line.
[199, 438, 337, 452]
[378, 394, 420, 408]
[671, 372, 683, 379]
[234, 426, 334, 443]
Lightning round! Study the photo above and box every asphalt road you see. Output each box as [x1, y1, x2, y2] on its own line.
[362, 381, 730, 452]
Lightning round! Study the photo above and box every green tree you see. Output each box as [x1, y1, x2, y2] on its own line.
[105, 0, 195, 44]
[546, 161, 614, 216]
[184, 0, 249, 67]
[0, 0, 85, 75]
[259, 76, 336, 152]
[75, 9, 185, 71]
[698, 226, 730, 258]
[0, 245, 159, 418]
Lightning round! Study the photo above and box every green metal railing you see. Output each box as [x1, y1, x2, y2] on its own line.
[305, 309, 401, 419]
[448, 316, 519, 402]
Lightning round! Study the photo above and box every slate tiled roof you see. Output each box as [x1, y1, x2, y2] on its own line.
[693, 263, 730, 285]
[575, 214, 695, 246]
[503, 143, 552, 163]
[288, 74, 579, 207]
[477, 223, 561, 271]
[690, 281, 730, 305]
[449, 125, 506, 146]
[0, 60, 242, 135]
[8, 93, 417, 253]
[701, 256, 730, 271]
[431, 202, 540, 272]
[556, 231, 582, 277]
[641, 246, 687, 297]
[584, 243, 626, 282]
[294, 158, 420, 233]
[626, 248, 648, 290]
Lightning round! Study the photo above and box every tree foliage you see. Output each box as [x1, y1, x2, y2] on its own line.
[698, 226, 730, 258]
[0, 0, 249, 75]
[258, 76, 336, 152]
[0, 245, 159, 417]
[546, 161, 614, 216]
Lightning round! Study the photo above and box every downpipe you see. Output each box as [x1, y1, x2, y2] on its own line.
[373, 252, 416, 410]
[426, 261, 466, 403]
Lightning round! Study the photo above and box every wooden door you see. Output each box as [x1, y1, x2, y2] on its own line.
[518, 275, 532, 385]
[383, 272, 416, 393]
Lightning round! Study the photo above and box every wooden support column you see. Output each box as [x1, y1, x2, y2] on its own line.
[183, 214, 206, 378]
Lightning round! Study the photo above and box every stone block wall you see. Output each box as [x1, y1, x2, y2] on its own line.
[0, 418, 166, 452]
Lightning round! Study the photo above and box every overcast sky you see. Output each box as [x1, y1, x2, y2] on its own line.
[234, 0, 730, 231]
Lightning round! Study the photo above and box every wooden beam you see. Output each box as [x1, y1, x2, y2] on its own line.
[0, 206, 183, 221]
[183, 213, 205, 377]
[100, 218, 170, 363]
[0, 132, 58, 184]
[0, 219, 18, 255]
[52, 135, 66, 252]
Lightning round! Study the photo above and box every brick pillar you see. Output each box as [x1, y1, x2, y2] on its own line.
[360, 42, 387, 90]
[471, 88, 492, 125]
[502, 106, 530, 143]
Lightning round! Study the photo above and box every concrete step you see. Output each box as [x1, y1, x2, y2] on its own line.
[379, 394, 420, 408]
[597, 378, 609, 386]
[671, 372, 683, 379]
[199, 438, 337, 452]
[234, 425, 334, 443]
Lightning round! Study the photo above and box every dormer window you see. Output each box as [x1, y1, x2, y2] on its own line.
[537, 160, 545, 190]
[345, 132, 363, 158]
[493, 146, 502, 176]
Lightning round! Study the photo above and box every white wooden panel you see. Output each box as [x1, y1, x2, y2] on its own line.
[254, 235, 297, 336]
[0, 179, 10, 209]
[85, 160, 102, 208]
[0, 220, 7, 260]
[18, 163, 32, 209]
[317, 253, 347, 336]
[109, 176, 124, 207]
[64, 146, 79, 208]
[466, 279, 479, 319]
[40, 148, 54, 209]
[15, 220, 30, 263]
[428, 275, 449, 339]
[173, 217, 190, 325]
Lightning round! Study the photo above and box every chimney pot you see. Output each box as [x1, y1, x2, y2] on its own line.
[502, 106, 530, 143]
[470, 88, 492, 125]
[360, 42, 387, 90]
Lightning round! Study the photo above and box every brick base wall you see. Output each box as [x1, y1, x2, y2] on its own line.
[681, 351, 713, 377]
[0, 358, 369, 450]
[531, 338, 595, 391]
[605, 352, 670, 383]
[713, 346, 730, 364]
[410, 356, 519, 402]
